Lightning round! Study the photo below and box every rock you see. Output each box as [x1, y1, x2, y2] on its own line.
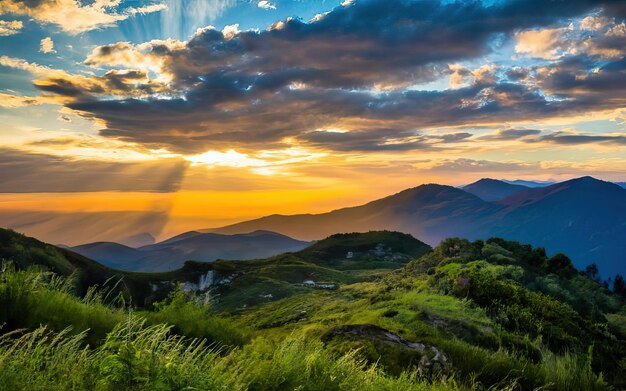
[321, 324, 451, 378]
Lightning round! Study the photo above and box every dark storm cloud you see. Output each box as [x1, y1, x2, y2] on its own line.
[0, 148, 188, 192]
[32, 0, 626, 153]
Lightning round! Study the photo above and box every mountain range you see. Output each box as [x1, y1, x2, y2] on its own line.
[205, 176, 625, 277]
[72, 230, 310, 272]
[65, 176, 625, 277]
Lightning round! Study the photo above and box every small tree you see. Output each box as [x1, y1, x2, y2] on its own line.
[584, 263, 599, 281]
[613, 274, 626, 299]
[547, 253, 577, 278]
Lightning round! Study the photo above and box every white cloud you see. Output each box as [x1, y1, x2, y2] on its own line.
[514, 28, 569, 60]
[221, 24, 240, 40]
[0, 0, 167, 34]
[257, 1, 276, 10]
[580, 16, 609, 31]
[39, 37, 55, 54]
[0, 20, 22, 36]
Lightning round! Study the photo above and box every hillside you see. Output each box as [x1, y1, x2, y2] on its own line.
[72, 230, 311, 272]
[0, 230, 624, 390]
[462, 178, 528, 201]
[0, 228, 428, 308]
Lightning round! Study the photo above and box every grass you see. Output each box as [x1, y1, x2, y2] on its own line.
[0, 319, 464, 391]
[0, 230, 624, 390]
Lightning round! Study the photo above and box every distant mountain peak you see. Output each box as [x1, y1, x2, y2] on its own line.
[551, 176, 622, 191]
[462, 178, 528, 202]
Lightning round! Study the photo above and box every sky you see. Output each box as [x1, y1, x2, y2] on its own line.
[1, 0, 625, 245]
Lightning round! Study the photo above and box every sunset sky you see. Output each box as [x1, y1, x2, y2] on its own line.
[1, 0, 625, 245]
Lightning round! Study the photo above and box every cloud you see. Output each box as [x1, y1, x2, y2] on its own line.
[530, 131, 626, 146]
[431, 158, 538, 172]
[57, 114, 72, 122]
[298, 128, 432, 152]
[515, 27, 570, 60]
[0, 0, 166, 34]
[39, 37, 55, 53]
[0, 55, 51, 76]
[0, 19, 22, 36]
[7, 0, 626, 153]
[481, 128, 542, 141]
[532, 56, 626, 100]
[434, 133, 474, 143]
[257, 1, 276, 10]
[514, 16, 626, 61]
[0, 148, 188, 192]
[0, 55, 173, 100]
[0, 92, 52, 107]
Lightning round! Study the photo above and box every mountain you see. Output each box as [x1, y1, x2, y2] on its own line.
[486, 177, 626, 277]
[71, 241, 143, 270]
[72, 230, 311, 272]
[208, 177, 626, 277]
[206, 184, 502, 245]
[616, 182, 626, 189]
[462, 178, 528, 201]
[502, 179, 555, 188]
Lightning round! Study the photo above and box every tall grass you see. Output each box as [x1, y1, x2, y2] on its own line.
[0, 266, 245, 347]
[0, 319, 462, 391]
[0, 264, 123, 345]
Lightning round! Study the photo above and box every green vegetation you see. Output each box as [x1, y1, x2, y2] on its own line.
[0, 229, 624, 390]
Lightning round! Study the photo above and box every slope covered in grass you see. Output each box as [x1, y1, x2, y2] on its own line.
[0, 229, 624, 390]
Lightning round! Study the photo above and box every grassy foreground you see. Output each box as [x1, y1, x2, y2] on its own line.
[0, 230, 624, 390]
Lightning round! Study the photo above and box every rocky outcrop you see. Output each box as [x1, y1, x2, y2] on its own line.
[321, 324, 450, 378]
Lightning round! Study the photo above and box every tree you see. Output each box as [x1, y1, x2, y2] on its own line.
[547, 253, 577, 278]
[614, 274, 626, 299]
[584, 263, 599, 281]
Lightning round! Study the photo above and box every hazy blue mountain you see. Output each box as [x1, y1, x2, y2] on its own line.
[462, 178, 528, 201]
[486, 177, 626, 277]
[72, 231, 311, 272]
[502, 179, 555, 188]
[72, 242, 144, 270]
[209, 177, 626, 276]
[615, 182, 626, 189]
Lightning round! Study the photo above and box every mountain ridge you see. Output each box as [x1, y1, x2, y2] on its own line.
[207, 176, 626, 276]
[463, 178, 529, 201]
[72, 230, 311, 272]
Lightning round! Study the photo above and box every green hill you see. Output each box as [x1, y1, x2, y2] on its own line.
[0, 228, 624, 390]
[0, 228, 429, 309]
